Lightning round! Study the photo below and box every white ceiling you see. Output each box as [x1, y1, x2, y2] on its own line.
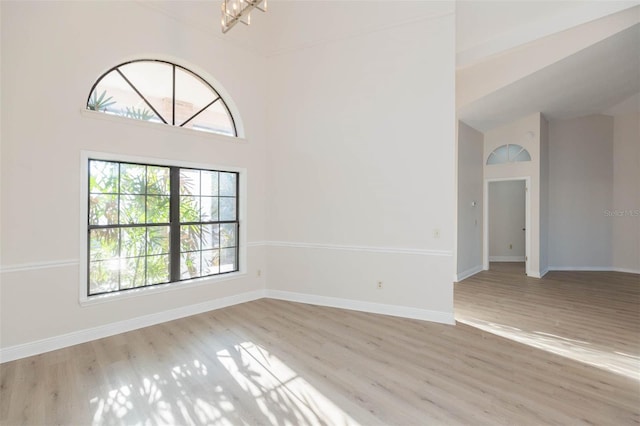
[135, 1, 639, 132]
[455, 0, 638, 68]
[458, 23, 640, 131]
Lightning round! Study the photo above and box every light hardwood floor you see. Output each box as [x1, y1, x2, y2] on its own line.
[1, 267, 639, 425]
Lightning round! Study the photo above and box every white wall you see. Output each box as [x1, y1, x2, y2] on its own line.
[489, 181, 525, 260]
[0, 2, 268, 350]
[265, 5, 456, 319]
[1, 1, 458, 359]
[456, 121, 483, 280]
[548, 115, 613, 269]
[612, 110, 640, 273]
[539, 114, 549, 274]
[484, 113, 542, 276]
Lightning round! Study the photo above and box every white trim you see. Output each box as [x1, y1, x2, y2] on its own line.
[79, 151, 249, 305]
[455, 265, 483, 282]
[0, 241, 439, 274]
[549, 266, 616, 271]
[79, 150, 249, 178]
[0, 259, 79, 274]
[489, 256, 526, 262]
[613, 267, 640, 275]
[265, 289, 455, 325]
[0, 242, 267, 274]
[79, 272, 248, 307]
[266, 241, 452, 257]
[1, 288, 456, 362]
[0, 290, 266, 363]
[453, 118, 459, 298]
[81, 109, 246, 143]
[484, 177, 532, 277]
[548, 266, 640, 274]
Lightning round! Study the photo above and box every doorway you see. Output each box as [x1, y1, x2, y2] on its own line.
[483, 177, 531, 275]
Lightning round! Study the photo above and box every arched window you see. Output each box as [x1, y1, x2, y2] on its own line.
[87, 60, 237, 137]
[486, 144, 531, 165]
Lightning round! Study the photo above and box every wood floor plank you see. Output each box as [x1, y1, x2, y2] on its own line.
[1, 266, 638, 425]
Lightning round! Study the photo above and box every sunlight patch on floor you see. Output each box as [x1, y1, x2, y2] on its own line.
[90, 343, 361, 425]
[460, 317, 640, 380]
[217, 342, 361, 426]
[89, 359, 237, 425]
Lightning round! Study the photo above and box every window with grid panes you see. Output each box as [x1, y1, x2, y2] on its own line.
[88, 159, 239, 296]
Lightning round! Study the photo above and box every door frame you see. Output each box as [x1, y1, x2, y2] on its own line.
[483, 176, 531, 276]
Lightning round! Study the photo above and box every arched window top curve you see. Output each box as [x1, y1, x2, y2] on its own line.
[87, 60, 237, 137]
[486, 144, 531, 165]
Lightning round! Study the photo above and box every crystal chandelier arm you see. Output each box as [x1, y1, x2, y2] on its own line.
[221, 0, 266, 33]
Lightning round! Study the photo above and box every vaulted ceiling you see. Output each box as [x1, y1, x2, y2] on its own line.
[135, 1, 640, 131]
[457, 2, 639, 131]
[458, 22, 640, 131]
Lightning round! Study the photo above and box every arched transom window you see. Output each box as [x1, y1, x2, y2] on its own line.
[87, 60, 237, 137]
[486, 144, 531, 165]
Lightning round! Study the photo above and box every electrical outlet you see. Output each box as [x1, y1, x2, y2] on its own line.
[257, 269, 262, 277]
[377, 281, 383, 289]
[509, 244, 512, 250]
[433, 229, 440, 239]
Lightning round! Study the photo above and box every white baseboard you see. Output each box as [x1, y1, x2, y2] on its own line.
[265, 289, 455, 325]
[1, 288, 458, 363]
[549, 266, 611, 271]
[612, 267, 640, 275]
[489, 256, 525, 262]
[0, 290, 266, 363]
[548, 266, 640, 274]
[455, 265, 483, 282]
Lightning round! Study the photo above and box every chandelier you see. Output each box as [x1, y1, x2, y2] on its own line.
[221, 0, 267, 33]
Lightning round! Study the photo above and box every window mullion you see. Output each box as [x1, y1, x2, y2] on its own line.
[172, 65, 176, 126]
[115, 68, 168, 125]
[117, 163, 122, 291]
[235, 174, 240, 272]
[170, 167, 181, 282]
[179, 97, 220, 128]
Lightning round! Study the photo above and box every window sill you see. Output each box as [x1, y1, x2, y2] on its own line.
[79, 271, 247, 307]
[80, 109, 249, 144]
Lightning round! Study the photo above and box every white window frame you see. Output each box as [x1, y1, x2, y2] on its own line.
[79, 150, 247, 306]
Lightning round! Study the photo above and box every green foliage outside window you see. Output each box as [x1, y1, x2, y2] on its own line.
[87, 90, 116, 112]
[88, 159, 238, 296]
